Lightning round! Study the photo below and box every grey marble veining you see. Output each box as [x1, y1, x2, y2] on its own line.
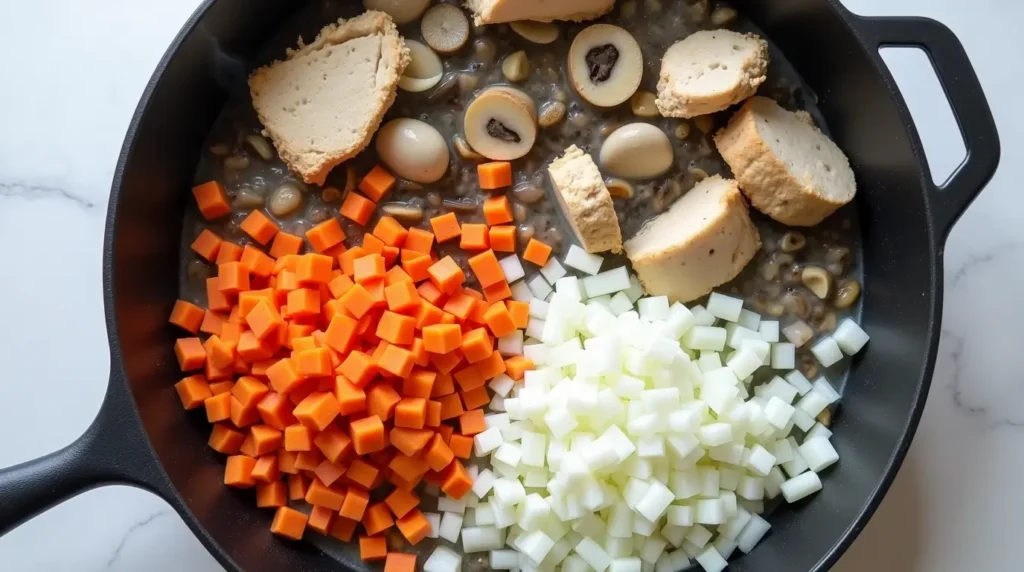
[1, 0, 1020, 571]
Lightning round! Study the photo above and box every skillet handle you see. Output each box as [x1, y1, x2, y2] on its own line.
[853, 15, 1000, 241]
[0, 372, 168, 536]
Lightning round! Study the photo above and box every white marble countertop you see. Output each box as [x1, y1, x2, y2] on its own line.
[0, 0, 1019, 570]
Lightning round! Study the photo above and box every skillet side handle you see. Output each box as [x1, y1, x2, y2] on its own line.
[0, 372, 167, 536]
[854, 16, 1000, 242]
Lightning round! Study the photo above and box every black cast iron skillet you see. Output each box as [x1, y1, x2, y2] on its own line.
[0, 1, 999, 570]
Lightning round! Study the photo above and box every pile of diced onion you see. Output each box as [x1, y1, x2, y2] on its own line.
[421, 246, 870, 572]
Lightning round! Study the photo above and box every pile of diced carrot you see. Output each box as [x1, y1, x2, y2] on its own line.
[175, 163, 541, 567]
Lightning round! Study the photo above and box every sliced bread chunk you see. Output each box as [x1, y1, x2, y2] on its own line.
[715, 96, 856, 226]
[548, 145, 622, 254]
[624, 176, 760, 303]
[249, 11, 410, 186]
[656, 30, 769, 118]
[464, 0, 615, 25]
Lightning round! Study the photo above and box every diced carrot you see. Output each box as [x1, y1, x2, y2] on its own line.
[232, 376, 270, 409]
[190, 229, 223, 262]
[460, 385, 490, 410]
[246, 299, 284, 341]
[430, 352, 463, 377]
[475, 350, 507, 380]
[347, 458, 381, 489]
[477, 161, 513, 190]
[416, 282, 447, 307]
[363, 502, 395, 536]
[483, 280, 512, 304]
[505, 355, 535, 381]
[388, 453, 429, 482]
[339, 246, 368, 276]
[453, 365, 485, 392]
[423, 434, 455, 472]
[192, 181, 232, 220]
[402, 369, 436, 399]
[384, 280, 421, 313]
[294, 347, 332, 377]
[460, 327, 493, 364]
[215, 241, 244, 265]
[362, 233, 385, 255]
[458, 409, 485, 435]
[269, 231, 303, 258]
[250, 454, 280, 483]
[359, 534, 388, 561]
[175, 337, 206, 371]
[350, 415, 387, 455]
[404, 228, 434, 253]
[217, 261, 250, 295]
[306, 218, 345, 253]
[488, 225, 516, 252]
[385, 552, 417, 572]
[394, 397, 427, 429]
[307, 504, 336, 535]
[284, 424, 314, 452]
[384, 266, 413, 288]
[265, 358, 304, 395]
[208, 423, 245, 454]
[306, 477, 346, 510]
[296, 253, 334, 285]
[467, 250, 505, 288]
[313, 424, 353, 464]
[324, 313, 359, 354]
[328, 273, 355, 299]
[199, 310, 226, 336]
[286, 288, 320, 319]
[359, 165, 397, 202]
[402, 252, 433, 283]
[205, 278, 233, 313]
[230, 395, 261, 428]
[175, 374, 212, 409]
[459, 223, 489, 251]
[483, 195, 514, 225]
[377, 344, 415, 378]
[437, 393, 464, 421]
[224, 455, 257, 488]
[367, 383, 402, 421]
[353, 253, 386, 284]
[209, 380, 234, 396]
[507, 300, 530, 328]
[257, 392, 296, 430]
[413, 301, 445, 331]
[523, 238, 553, 266]
[441, 459, 474, 499]
[270, 506, 308, 540]
[427, 256, 466, 294]
[396, 510, 432, 545]
[483, 301, 518, 337]
[372, 216, 408, 247]
[340, 192, 376, 226]
[425, 400, 442, 428]
[288, 474, 309, 501]
[341, 485, 371, 520]
[429, 212, 461, 243]
[389, 426, 434, 457]
[436, 424, 455, 445]
[256, 481, 288, 508]
[329, 516, 359, 542]
[374, 311, 414, 345]
[293, 391, 341, 431]
[340, 283, 376, 319]
[382, 488, 419, 520]
[240, 210, 279, 245]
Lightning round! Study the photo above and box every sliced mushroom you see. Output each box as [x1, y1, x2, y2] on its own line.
[454, 135, 487, 163]
[510, 21, 560, 44]
[502, 51, 531, 82]
[568, 24, 643, 107]
[224, 155, 249, 170]
[398, 40, 443, 93]
[381, 203, 425, 224]
[630, 91, 660, 118]
[606, 178, 635, 199]
[801, 265, 833, 299]
[245, 134, 274, 161]
[421, 4, 470, 54]
[375, 118, 450, 184]
[512, 182, 545, 204]
[538, 101, 567, 128]
[600, 123, 673, 179]
[464, 87, 538, 161]
[834, 279, 861, 309]
[711, 6, 738, 26]
[268, 183, 303, 217]
[363, 0, 430, 25]
[780, 231, 806, 253]
[320, 186, 342, 202]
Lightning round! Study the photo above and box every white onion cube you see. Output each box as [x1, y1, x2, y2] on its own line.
[564, 245, 604, 275]
[682, 326, 727, 351]
[758, 320, 780, 343]
[583, 267, 631, 297]
[810, 336, 843, 367]
[798, 437, 839, 472]
[636, 481, 674, 521]
[540, 258, 568, 283]
[463, 526, 506, 553]
[736, 513, 771, 553]
[424, 546, 462, 572]
[576, 537, 613, 572]
[771, 342, 796, 370]
[833, 318, 869, 354]
[695, 547, 728, 572]
[707, 293, 743, 322]
[499, 255, 526, 283]
[438, 512, 464, 543]
[780, 470, 823, 503]
[527, 275, 553, 300]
